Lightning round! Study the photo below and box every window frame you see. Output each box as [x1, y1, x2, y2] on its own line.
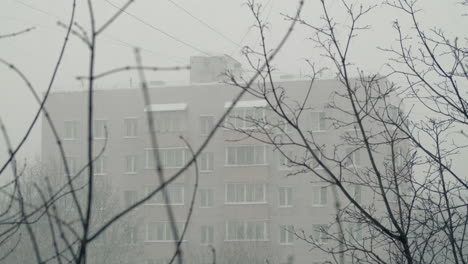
[146, 221, 186, 242]
[64, 120, 78, 140]
[225, 183, 267, 204]
[123, 117, 138, 138]
[311, 223, 329, 244]
[200, 224, 214, 245]
[279, 224, 294, 245]
[224, 145, 268, 166]
[144, 184, 185, 206]
[225, 220, 269, 241]
[94, 156, 107, 175]
[225, 107, 266, 130]
[93, 119, 109, 140]
[200, 189, 215, 208]
[345, 147, 361, 168]
[278, 187, 293, 208]
[199, 152, 215, 172]
[124, 155, 138, 174]
[311, 111, 326, 131]
[145, 147, 187, 169]
[200, 115, 215, 136]
[278, 150, 294, 170]
[311, 185, 328, 207]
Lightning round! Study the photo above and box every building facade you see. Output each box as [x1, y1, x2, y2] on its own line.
[42, 56, 384, 264]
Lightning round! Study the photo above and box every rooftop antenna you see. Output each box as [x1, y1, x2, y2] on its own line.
[130, 78, 133, 89]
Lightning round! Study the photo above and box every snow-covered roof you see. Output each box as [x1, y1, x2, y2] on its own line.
[224, 100, 267, 108]
[144, 103, 188, 112]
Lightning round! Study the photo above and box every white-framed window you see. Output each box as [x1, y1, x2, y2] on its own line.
[311, 111, 326, 131]
[94, 119, 108, 139]
[311, 149, 323, 169]
[200, 189, 214, 208]
[64, 156, 78, 176]
[152, 111, 186, 132]
[145, 184, 184, 205]
[124, 155, 137, 173]
[396, 147, 405, 168]
[345, 147, 361, 168]
[226, 183, 266, 204]
[94, 156, 107, 175]
[279, 224, 294, 244]
[346, 223, 363, 241]
[146, 222, 185, 242]
[145, 148, 186, 169]
[124, 190, 137, 207]
[200, 152, 214, 172]
[225, 145, 267, 166]
[124, 118, 138, 138]
[226, 107, 265, 130]
[64, 120, 78, 140]
[283, 121, 293, 134]
[349, 184, 361, 203]
[312, 186, 327, 206]
[278, 187, 293, 207]
[200, 225, 214, 245]
[225, 220, 268, 241]
[124, 224, 138, 244]
[200, 115, 215, 136]
[279, 150, 294, 170]
[311, 224, 329, 243]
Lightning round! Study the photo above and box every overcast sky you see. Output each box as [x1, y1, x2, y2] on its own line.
[0, 0, 466, 172]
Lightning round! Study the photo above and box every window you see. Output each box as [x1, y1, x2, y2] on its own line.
[94, 120, 108, 139]
[226, 107, 265, 129]
[125, 155, 137, 173]
[347, 223, 363, 241]
[64, 121, 78, 140]
[200, 225, 214, 244]
[152, 111, 186, 132]
[345, 148, 361, 167]
[200, 152, 214, 172]
[226, 183, 266, 204]
[279, 150, 294, 170]
[200, 116, 215, 135]
[312, 186, 327, 206]
[64, 156, 78, 176]
[226, 220, 268, 241]
[146, 148, 186, 169]
[94, 156, 107, 175]
[200, 189, 214, 208]
[279, 225, 294, 244]
[124, 118, 138, 137]
[124, 190, 137, 207]
[145, 184, 184, 205]
[311, 224, 329, 243]
[311, 149, 322, 169]
[396, 147, 405, 168]
[278, 187, 293, 207]
[146, 222, 185, 241]
[225, 145, 267, 166]
[283, 121, 292, 134]
[350, 184, 361, 203]
[311, 111, 326, 131]
[124, 224, 138, 244]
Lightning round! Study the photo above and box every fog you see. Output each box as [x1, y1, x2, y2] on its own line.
[0, 0, 467, 263]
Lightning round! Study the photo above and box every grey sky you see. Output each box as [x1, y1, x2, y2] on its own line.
[0, 0, 466, 166]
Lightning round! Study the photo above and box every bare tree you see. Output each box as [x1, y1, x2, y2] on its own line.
[0, 0, 304, 263]
[225, 0, 467, 263]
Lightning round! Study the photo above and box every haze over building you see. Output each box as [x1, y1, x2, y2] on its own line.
[42, 55, 382, 264]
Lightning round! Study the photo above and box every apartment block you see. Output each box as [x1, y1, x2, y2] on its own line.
[42, 55, 386, 264]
